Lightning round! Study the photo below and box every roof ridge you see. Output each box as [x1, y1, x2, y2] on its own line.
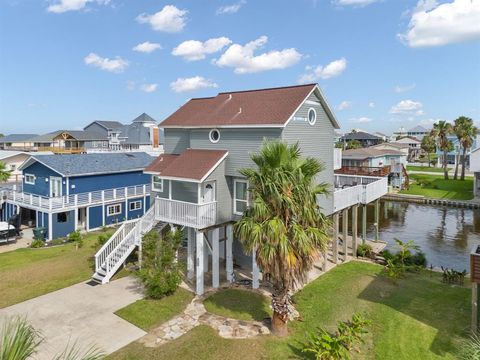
[218, 83, 317, 95]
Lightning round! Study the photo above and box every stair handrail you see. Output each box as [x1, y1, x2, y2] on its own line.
[104, 223, 138, 276]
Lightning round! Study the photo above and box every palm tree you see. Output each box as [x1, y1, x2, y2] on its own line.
[455, 116, 478, 181]
[420, 134, 436, 167]
[431, 121, 453, 180]
[235, 141, 330, 336]
[0, 161, 12, 182]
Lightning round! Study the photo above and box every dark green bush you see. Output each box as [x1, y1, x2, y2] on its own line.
[97, 234, 109, 247]
[68, 230, 83, 249]
[30, 239, 44, 248]
[357, 243, 374, 258]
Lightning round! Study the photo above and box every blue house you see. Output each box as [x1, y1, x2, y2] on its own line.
[0, 152, 154, 240]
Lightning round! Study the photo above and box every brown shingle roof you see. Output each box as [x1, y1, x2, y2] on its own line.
[160, 84, 318, 128]
[145, 149, 228, 182]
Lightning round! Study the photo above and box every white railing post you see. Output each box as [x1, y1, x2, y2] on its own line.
[88, 192, 92, 204]
[102, 190, 105, 202]
[29, 194, 32, 205]
[74, 194, 78, 207]
[113, 189, 117, 199]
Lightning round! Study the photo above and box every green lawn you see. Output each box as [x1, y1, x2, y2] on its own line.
[111, 261, 469, 359]
[115, 288, 194, 331]
[406, 165, 450, 173]
[401, 173, 474, 200]
[204, 288, 271, 322]
[0, 230, 112, 308]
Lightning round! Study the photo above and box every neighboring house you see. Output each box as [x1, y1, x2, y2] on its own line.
[407, 125, 430, 140]
[0, 152, 154, 240]
[372, 142, 409, 157]
[90, 84, 389, 292]
[27, 130, 109, 153]
[337, 147, 408, 188]
[373, 132, 388, 142]
[0, 151, 32, 182]
[341, 131, 383, 147]
[436, 135, 477, 168]
[391, 136, 422, 161]
[84, 113, 162, 153]
[471, 146, 480, 197]
[0, 134, 38, 150]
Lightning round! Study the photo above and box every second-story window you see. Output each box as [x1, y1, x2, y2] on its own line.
[234, 179, 248, 215]
[24, 174, 35, 185]
[209, 129, 220, 143]
[152, 176, 163, 192]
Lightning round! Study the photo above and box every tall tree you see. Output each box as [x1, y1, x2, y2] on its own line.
[431, 121, 453, 180]
[346, 139, 362, 149]
[452, 118, 464, 179]
[235, 141, 330, 336]
[455, 116, 478, 181]
[420, 134, 436, 167]
[0, 162, 12, 182]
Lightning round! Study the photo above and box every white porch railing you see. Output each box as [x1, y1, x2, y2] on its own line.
[334, 148, 342, 170]
[363, 177, 388, 203]
[154, 198, 217, 229]
[333, 175, 388, 212]
[4, 184, 150, 211]
[333, 185, 362, 212]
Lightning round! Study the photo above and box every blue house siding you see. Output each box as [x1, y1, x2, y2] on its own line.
[127, 198, 144, 220]
[22, 162, 63, 197]
[51, 210, 76, 239]
[69, 171, 150, 194]
[105, 202, 125, 225]
[88, 205, 103, 230]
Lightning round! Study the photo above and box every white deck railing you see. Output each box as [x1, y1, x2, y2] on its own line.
[4, 184, 150, 211]
[334, 148, 342, 170]
[363, 177, 388, 203]
[333, 185, 362, 212]
[333, 175, 388, 212]
[154, 198, 217, 229]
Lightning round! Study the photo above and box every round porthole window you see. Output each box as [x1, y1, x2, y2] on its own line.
[209, 129, 220, 143]
[308, 108, 317, 126]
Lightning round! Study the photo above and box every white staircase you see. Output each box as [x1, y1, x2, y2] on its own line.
[92, 205, 160, 284]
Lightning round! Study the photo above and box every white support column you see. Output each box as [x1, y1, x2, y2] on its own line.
[48, 212, 53, 241]
[374, 199, 380, 241]
[226, 224, 233, 282]
[187, 228, 194, 280]
[362, 204, 367, 244]
[252, 248, 260, 289]
[212, 228, 220, 288]
[101, 190, 105, 226]
[204, 234, 209, 273]
[342, 208, 348, 261]
[196, 230, 204, 295]
[352, 205, 358, 257]
[332, 212, 339, 264]
[74, 207, 79, 230]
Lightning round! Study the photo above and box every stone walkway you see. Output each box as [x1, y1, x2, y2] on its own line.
[139, 293, 270, 348]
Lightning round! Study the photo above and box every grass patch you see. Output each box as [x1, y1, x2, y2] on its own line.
[406, 165, 450, 173]
[0, 230, 113, 308]
[203, 288, 270, 322]
[401, 173, 474, 200]
[111, 261, 469, 360]
[115, 288, 194, 331]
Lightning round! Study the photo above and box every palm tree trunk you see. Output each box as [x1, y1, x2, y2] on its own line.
[443, 150, 449, 180]
[461, 146, 467, 181]
[271, 291, 290, 337]
[453, 153, 459, 180]
[428, 152, 431, 167]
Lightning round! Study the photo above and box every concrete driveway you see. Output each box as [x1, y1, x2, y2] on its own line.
[0, 276, 146, 359]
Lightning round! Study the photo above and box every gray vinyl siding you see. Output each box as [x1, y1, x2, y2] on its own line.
[164, 129, 190, 154]
[151, 179, 170, 200]
[171, 180, 198, 203]
[282, 92, 335, 215]
[189, 128, 282, 176]
[204, 160, 232, 224]
[84, 123, 108, 136]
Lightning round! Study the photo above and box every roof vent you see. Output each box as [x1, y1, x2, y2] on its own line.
[228, 94, 232, 100]
[238, 107, 242, 114]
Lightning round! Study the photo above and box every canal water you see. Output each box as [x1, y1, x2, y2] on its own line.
[356, 201, 480, 271]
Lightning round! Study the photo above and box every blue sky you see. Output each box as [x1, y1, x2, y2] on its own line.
[1, 0, 479, 135]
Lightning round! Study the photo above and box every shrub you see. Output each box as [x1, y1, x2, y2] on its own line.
[68, 230, 83, 249]
[137, 227, 183, 299]
[302, 313, 370, 359]
[96, 234, 109, 248]
[384, 259, 404, 283]
[0, 316, 42, 360]
[30, 239, 44, 248]
[458, 333, 480, 360]
[357, 244, 374, 258]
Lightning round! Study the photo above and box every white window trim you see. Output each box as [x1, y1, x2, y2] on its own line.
[24, 174, 35, 185]
[152, 176, 164, 192]
[107, 204, 122, 216]
[233, 179, 249, 215]
[308, 107, 317, 126]
[129, 200, 142, 211]
[209, 129, 221, 143]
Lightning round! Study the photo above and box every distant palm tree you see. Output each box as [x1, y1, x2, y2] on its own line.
[235, 141, 330, 336]
[455, 116, 478, 181]
[431, 121, 453, 180]
[0, 162, 12, 182]
[420, 134, 436, 167]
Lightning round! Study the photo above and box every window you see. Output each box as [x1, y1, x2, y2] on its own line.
[234, 179, 248, 215]
[209, 129, 220, 143]
[10, 164, 16, 171]
[152, 176, 163, 192]
[129, 200, 142, 211]
[24, 174, 35, 185]
[107, 204, 122, 216]
[57, 212, 69, 223]
[308, 108, 317, 126]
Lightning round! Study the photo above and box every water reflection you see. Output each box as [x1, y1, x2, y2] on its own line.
[356, 201, 480, 271]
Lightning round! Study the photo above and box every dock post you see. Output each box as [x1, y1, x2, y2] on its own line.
[332, 212, 339, 264]
[352, 205, 358, 257]
[362, 204, 367, 244]
[374, 200, 380, 241]
[342, 208, 348, 261]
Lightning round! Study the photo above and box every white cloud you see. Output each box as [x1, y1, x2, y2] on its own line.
[132, 41, 162, 53]
[47, 0, 109, 13]
[214, 36, 302, 74]
[350, 117, 372, 123]
[84, 53, 129, 73]
[337, 101, 352, 110]
[140, 83, 158, 93]
[332, 0, 380, 6]
[172, 37, 232, 61]
[216, 0, 246, 15]
[170, 76, 218, 93]
[136, 5, 187, 33]
[390, 100, 424, 115]
[368, 102, 375, 108]
[298, 58, 347, 83]
[394, 83, 416, 93]
[399, 0, 480, 47]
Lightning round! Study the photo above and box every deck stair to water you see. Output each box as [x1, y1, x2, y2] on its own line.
[92, 205, 165, 284]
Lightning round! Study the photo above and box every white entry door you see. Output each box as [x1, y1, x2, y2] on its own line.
[50, 177, 62, 197]
[202, 182, 215, 203]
